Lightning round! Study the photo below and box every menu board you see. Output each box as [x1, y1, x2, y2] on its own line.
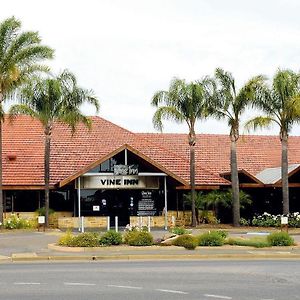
[137, 191, 156, 216]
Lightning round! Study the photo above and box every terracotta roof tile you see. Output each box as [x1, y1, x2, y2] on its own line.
[7, 115, 296, 188]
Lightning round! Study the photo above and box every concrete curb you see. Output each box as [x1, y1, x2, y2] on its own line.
[48, 243, 300, 252]
[9, 253, 300, 262]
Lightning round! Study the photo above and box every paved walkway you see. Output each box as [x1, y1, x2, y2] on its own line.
[0, 228, 300, 262]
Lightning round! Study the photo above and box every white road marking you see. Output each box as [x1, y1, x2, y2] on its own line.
[14, 282, 41, 285]
[108, 284, 142, 290]
[64, 282, 96, 286]
[261, 299, 275, 300]
[156, 289, 188, 294]
[204, 294, 232, 299]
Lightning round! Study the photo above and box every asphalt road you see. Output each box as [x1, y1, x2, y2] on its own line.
[0, 260, 299, 300]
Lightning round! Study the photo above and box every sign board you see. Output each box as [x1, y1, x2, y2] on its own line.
[77, 175, 159, 190]
[38, 216, 45, 224]
[114, 165, 138, 175]
[93, 205, 100, 211]
[137, 191, 157, 216]
[281, 216, 288, 225]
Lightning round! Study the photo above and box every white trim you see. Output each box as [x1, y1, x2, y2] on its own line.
[82, 172, 167, 177]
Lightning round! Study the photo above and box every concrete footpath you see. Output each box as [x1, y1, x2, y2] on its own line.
[1, 228, 300, 262]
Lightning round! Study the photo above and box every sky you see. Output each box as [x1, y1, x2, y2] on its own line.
[2, 0, 300, 135]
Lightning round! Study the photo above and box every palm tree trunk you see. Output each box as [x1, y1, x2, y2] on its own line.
[190, 145, 196, 227]
[230, 139, 240, 227]
[281, 132, 289, 214]
[44, 124, 51, 227]
[0, 93, 3, 224]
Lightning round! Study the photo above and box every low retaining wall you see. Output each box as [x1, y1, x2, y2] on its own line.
[58, 216, 108, 229]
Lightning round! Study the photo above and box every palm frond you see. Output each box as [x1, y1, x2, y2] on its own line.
[152, 106, 184, 131]
[244, 116, 276, 132]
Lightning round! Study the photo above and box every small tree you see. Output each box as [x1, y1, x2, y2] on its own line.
[201, 190, 252, 220]
[246, 69, 300, 214]
[9, 70, 99, 226]
[207, 69, 264, 226]
[151, 78, 208, 227]
[0, 16, 53, 223]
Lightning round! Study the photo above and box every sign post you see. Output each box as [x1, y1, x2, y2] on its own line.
[38, 215, 45, 232]
[281, 216, 288, 232]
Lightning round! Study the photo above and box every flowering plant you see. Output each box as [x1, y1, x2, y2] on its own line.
[124, 224, 148, 232]
[251, 212, 300, 228]
[3, 214, 33, 229]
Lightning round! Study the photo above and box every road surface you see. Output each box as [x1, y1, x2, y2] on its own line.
[0, 260, 299, 299]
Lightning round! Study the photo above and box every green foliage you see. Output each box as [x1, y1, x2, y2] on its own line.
[226, 237, 270, 248]
[69, 232, 100, 247]
[198, 231, 225, 246]
[215, 230, 228, 239]
[99, 230, 122, 246]
[183, 191, 205, 210]
[3, 214, 34, 229]
[251, 213, 280, 227]
[36, 207, 55, 216]
[267, 232, 294, 246]
[170, 226, 190, 235]
[201, 190, 252, 210]
[240, 218, 250, 226]
[124, 231, 153, 246]
[251, 212, 300, 228]
[0, 16, 54, 99]
[58, 231, 74, 246]
[173, 234, 198, 250]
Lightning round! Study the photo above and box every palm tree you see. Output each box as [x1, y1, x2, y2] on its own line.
[0, 16, 54, 223]
[246, 69, 300, 214]
[9, 70, 99, 227]
[151, 77, 208, 227]
[208, 68, 264, 226]
[201, 189, 252, 218]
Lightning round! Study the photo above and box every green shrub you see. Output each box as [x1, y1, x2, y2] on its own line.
[173, 234, 198, 250]
[240, 218, 250, 226]
[100, 230, 122, 246]
[35, 207, 55, 216]
[215, 230, 228, 239]
[170, 226, 190, 235]
[58, 231, 74, 246]
[124, 231, 153, 246]
[3, 214, 34, 229]
[69, 232, 100, 247]
[198, 231, 224, 246]
[267, 232, 295, 246]
[226, 237, 270, 248]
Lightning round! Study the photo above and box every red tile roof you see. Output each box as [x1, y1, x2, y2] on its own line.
[4, 115, 228, 188]
[7, 115, 299, 189]
[138, 133, 300, 180]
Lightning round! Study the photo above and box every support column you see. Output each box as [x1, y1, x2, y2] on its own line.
[164, 176, 168, 230]
[125, 148, 128, 165]
[77, 177, 81, 231]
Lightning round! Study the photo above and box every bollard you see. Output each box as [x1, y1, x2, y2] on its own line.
[138, 216, 142, 228]
[115, 216, 118, 232]
[171, 215, 176, 227]
[107, 216, 110, 231]
[147, 216, 151, 232]
[81, 216, 85, 233]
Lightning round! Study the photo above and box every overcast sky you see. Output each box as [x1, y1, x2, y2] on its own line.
[2, 0, 300, 135]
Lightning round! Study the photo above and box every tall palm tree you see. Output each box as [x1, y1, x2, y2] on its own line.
[246, 69, 300, 214]
[0, 16, 54, 223]
[208, 68, 264, 226]
[9, 70, 99, 227]
[151, 77, 208, 227]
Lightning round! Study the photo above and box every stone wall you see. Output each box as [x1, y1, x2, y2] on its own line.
[58, 216, 108, 229]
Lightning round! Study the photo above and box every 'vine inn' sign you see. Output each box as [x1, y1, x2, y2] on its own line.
[77, 165, 159, 189]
